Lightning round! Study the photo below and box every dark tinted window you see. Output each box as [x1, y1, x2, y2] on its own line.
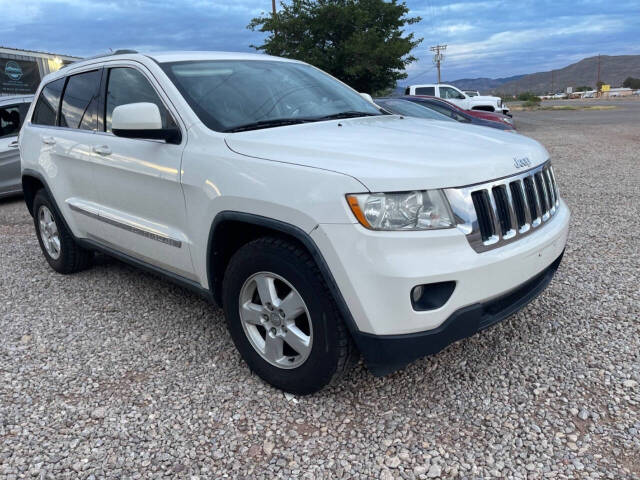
[415, 87, 435, 96]
[416, 101, 469, 122]
[0, 104, 22, 138]
[19, 103, 31, 126]
[32, 78, 65, 126]
[105, 67, 175, 132]
[60, 70, 101, 130]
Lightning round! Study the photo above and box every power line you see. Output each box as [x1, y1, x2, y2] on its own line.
[408, 64, 436, 84]
[430, 44, 447, 84]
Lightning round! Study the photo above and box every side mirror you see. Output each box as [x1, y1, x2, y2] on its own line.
[359, 92, 374, 103]
[112, 102, 180, 144]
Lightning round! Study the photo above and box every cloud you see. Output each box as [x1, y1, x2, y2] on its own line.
[0, 0, 637, 83]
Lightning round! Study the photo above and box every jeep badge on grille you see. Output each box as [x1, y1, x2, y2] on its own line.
[513, 157, 532, 169]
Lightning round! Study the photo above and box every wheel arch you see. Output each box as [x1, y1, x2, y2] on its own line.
[207, 211, 360, 335]
[22, 172, 46, 217]
[21, 169, 76, 237]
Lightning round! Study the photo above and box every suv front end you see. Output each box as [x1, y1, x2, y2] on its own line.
[311, 161, 569, 375]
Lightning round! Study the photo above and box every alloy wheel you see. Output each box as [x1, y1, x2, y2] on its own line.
[38, 206, 61, 260]
[238, 272, 313, 369]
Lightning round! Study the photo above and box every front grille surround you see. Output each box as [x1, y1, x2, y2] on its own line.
[445, 161, 560, 253]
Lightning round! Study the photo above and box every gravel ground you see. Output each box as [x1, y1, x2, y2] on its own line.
[1, 109, 639, 479]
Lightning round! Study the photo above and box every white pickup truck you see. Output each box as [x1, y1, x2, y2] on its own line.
[406, 83, 509, 115]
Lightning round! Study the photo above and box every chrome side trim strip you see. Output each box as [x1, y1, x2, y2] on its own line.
[68, 203, 182, 248]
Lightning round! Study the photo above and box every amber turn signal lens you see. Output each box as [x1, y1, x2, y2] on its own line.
[346, 195, 371, 228]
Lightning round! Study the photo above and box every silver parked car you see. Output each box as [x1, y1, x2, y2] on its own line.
[0, 95, 33, 198]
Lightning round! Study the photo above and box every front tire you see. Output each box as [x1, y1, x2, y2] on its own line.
[222, 237, 354, 394]
[33, 189, 92, 274]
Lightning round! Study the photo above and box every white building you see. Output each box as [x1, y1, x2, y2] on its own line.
[1, 46, 80, 96]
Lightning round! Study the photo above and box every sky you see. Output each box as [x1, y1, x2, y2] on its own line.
[2, 0, 639, 84]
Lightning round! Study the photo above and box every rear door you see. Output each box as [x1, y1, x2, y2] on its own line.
[29, 69, 105, 238]
[0, 101, 26, 196]
[91, 63, 194, 280]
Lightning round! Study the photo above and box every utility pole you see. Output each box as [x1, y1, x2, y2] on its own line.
[272, 0, 276, 15]
[430, 44, 447, 83]
[596, 54, 601, 87]
[551, 70, 554, 94]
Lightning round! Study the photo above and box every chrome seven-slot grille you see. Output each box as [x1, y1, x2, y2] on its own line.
[445, 161, 560, 253]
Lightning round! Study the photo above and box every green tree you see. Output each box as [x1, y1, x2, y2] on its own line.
[622, 76, 640, 89]
[248, 0, 422, 95]
[574, 86, 592, 92]
[517, 91, 540, 103]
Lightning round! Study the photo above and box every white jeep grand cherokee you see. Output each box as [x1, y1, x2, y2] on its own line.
[20, 51, 569, 394]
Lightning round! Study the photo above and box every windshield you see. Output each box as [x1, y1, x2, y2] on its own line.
[375, 99, 453, 121]
[161, 60, 382, 132]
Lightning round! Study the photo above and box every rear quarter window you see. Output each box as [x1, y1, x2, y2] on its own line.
[32, 78, 66, 126]
[415, 87, 435, 96]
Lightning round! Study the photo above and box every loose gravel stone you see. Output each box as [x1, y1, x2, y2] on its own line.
[1, 104, 639, 478]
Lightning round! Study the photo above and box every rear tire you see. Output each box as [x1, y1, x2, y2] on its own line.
[222, 236, 355, 394]
[33, 189, 92, 274]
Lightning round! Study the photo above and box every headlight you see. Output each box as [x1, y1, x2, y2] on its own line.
[346, 190, 455, 230]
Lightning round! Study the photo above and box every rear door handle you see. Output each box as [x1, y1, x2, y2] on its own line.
[92, 145, 112, 156]
[8, 140, 19, 148]
[42, 136, 56, 145]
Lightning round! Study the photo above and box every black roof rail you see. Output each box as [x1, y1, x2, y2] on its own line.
[62, 49, 140, 68]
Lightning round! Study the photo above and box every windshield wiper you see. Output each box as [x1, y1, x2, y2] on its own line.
[314, 111, 382, 120]
[223, 111, 382, 132]
[223, 118, 314, 133]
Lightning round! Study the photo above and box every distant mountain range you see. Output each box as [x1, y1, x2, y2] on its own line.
[398, 55, 640, 96]
[448, 75, 525, 92]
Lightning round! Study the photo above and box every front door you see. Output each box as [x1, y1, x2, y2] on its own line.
[439, 86, 468, 110]
[91, 64, 195, 280]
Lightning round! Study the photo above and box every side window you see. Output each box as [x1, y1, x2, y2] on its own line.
[0, 104, 21, 139]
[441, 87, 465, 100]
[19, 103, 31, 128]
[426, 102, 454, 118]
[60, 70, 101, 130]
[415, 87, 435, 96]
[32, 78, 66, 126]
[105, 67, 176, 133]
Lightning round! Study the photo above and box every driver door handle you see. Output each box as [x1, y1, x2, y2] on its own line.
[42, 136, 56, 145]
[8, 140, 19, 148]
[92, 145, 112, 156]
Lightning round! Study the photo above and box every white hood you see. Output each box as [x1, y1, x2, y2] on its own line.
[225, 115, 548, 192]
[470, 95, 501, 107]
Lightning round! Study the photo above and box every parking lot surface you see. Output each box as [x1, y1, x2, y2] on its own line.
[1, 106, 639, 479]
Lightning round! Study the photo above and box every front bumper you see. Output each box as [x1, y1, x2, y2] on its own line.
[353, 251, 563, 375]
[310, 199, 570, 373]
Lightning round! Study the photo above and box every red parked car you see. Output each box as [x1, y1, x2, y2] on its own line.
[414, 95, 515, 129]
